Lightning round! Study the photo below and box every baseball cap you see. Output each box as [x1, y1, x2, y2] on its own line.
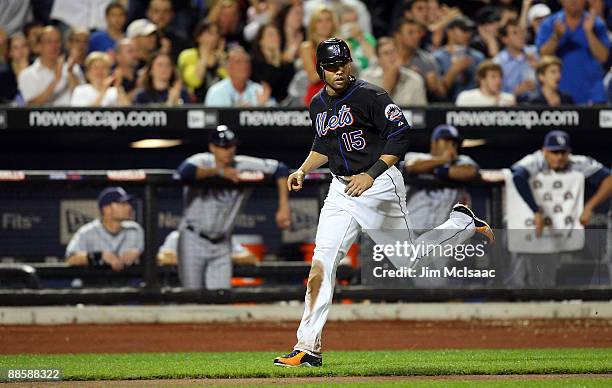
[126, 19, 157, 39]
[527, 4, 551, 25]
[209, 125, 239, 147]
[98, 187, 133, 209]
[447, 16, 475, 31]
[543, 130, 571, 151]
[431, 124, 461, 142]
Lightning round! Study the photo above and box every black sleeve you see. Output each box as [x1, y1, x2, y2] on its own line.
[512, 166, 540, 213]
[370, 91, 411, 157]
[310, 108, 329, 156]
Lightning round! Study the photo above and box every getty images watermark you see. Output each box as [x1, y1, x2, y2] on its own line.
[369, 239, 494, 280]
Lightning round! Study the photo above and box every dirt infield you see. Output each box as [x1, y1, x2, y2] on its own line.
[1, 319, 611, 354]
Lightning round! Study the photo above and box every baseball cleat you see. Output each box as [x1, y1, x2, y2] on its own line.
[274, 350, 322, 367]
[452, 203, 495, 244]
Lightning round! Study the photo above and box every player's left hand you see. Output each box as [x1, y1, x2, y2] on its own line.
[344, 173, 374, 197]
[276, 206, 292, 229]
[579, 207, 593, 226]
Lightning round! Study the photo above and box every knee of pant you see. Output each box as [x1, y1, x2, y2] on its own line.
[312, 245, 347, 265]
[307, 260, 325, 289]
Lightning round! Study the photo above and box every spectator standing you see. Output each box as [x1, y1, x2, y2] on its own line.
[455, 60, 516, 106]
[88, 1, 127, 54]
[50, 0, 111, 31]
[338, 4, 376, 71]
[361, 37, 427, 106]
[126, 18, 159, 70]
[22, 22, 44, 60]
[205, 46, 274, 107]
[278, 2, 305, 63]
[114, 38, 140, 100]
[0, 0, 33, 36]
[206, 0, 246, 49]
[134, 51, 190, 105]
[525, 55, 575, 106]
[70, 51, 129, 107]
[494, 19, 538, 99]
[470, 6, 502, 58]
[433, 16, 485, 102]
[393, 17, 446, 100]
[146, 0, 189, 61]
[177, 21, 226, 103]
[65, 28, 91, 76]
[18, 26, 82, 106]
[0, 33, 30, 104]
[251, 23, 296, 104]
[300, 6, 338, 106]
[536, 0, 610, 104]
[522, 1, 551, 44]
[66, 187, 144, 272]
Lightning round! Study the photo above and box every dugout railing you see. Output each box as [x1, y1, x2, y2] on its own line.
[0, 168, 610, 305]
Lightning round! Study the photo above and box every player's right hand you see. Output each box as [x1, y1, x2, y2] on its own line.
[534, 211, 544, 238]
[287, 170, 305, 191]
[102, 251, 124, 272]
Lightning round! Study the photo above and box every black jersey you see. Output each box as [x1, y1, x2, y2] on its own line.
[309, 77, 411, 176]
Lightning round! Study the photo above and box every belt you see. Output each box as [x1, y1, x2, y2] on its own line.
[185, 225, 228, 244]
[335, 175, 349, 185]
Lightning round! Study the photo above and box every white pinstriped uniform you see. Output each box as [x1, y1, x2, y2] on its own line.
[178, 152, 280, 289]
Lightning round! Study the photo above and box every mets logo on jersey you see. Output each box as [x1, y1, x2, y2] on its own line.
[384, 104, 403, 122]
[315, 104, 355, 137]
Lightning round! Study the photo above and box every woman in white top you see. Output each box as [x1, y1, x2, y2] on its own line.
[70, 51, 129, 107]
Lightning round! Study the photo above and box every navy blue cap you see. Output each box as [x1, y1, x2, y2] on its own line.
[543, 130, 571, 151]
[98, 187, 133, 209]
[431, 124, 461, 142]
[209, 125, 239, 147]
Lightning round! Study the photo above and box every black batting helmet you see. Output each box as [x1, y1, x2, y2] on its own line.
[209, 125, 238, 147]
[316, 37, 352, 79]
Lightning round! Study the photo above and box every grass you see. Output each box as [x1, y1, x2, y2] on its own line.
[1, 349, 611, 381]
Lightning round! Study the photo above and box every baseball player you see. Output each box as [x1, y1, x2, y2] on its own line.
[176, 125, 291, 290]
[274, 38, 494, 367]
[157, 230, 258, 266]
[404, 124, 480, 231]
[66, 187, 144, 271]
[510, 130, 612, 286]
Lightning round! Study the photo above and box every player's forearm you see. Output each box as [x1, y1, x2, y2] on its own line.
[379, 155, 399, 167]
[585, 176, 612, 211]
[66, 252, 88, 266]
[539, 36, 559, 56]
[27, 79, 60, 106]
[276, 177, 290, 208]
[405, 158, 448, 174]
[120, 250, 141, 265]
[585, 31, 609, 63]
[299, 151, 328, 174]
[448, 165, 478, 181]
[195, 166, 222, 179]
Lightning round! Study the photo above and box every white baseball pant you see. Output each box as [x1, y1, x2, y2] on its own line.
[294, 166, 475, 355]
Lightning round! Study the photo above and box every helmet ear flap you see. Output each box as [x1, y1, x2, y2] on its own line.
[316, 64, 324, 79]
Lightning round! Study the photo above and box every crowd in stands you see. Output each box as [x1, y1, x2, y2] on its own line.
[0, 0, 611, 107]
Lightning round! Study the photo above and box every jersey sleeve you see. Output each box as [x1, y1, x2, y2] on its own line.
[370, 91, 411, 157]
[158, 230, 179, 254]
[456, 155, 480, 170]
[65, 227, 88, 258]
[511, 151, 543, 177]
[570, 154, 604, 178]
[119, 224, 144, 255]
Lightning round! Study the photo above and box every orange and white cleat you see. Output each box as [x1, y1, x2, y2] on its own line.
[274, 350, 322, 367]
